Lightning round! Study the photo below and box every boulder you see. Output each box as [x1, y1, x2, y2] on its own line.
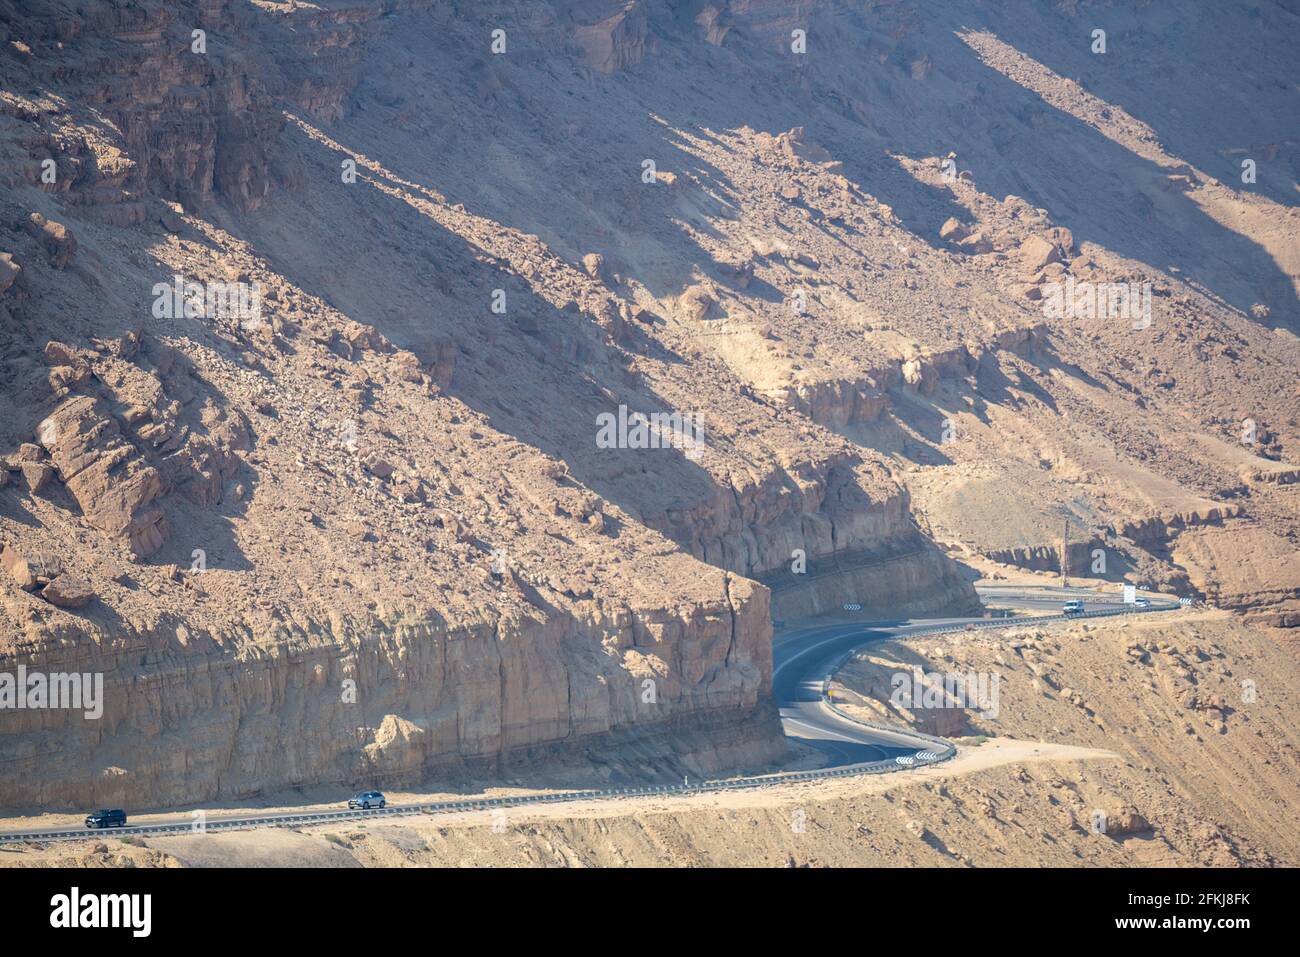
[957, 230, 993, 254]
[776, 127, 839, 169]
[24, 212, 77, 268]
[1046, 226, 1075, 257]
[1104, 805, 1151, 837]
[676, 284, 719, 321]
[939, 217, 970, 242]
[1018, 235, 1061, 273]
[41, 573, 94, 609]
[391, 350, 423, 384]
[43, 340, 83, 366]
[36, 395, 168, 557]
[21, 461, 53, 493]
[716, 258, 754, 288]
[338, 321, 389, 357]
[0, 252, 19, 294]
[158, 205, 184, 234]
[430, 508, 465, 538]
[392, 479, 425, 503]
[619, 302, 655, 324]
[2, 545, 61, 590]
[363, 455, 395, 480]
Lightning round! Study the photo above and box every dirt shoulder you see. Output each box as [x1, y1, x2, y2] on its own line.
[1, 736, 1125, 867]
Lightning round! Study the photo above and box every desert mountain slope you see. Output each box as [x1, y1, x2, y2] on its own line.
[0, 0, 1295, 810]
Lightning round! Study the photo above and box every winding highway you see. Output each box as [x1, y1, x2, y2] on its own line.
[773, 584, 1181, 766]
[0, 585, 1181, 844]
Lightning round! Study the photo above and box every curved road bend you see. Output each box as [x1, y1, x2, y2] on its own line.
[0, 587, 1178, 843]
[772, 585, 1180, 765]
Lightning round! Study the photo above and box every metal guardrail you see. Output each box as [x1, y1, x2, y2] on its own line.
[813, 649, 958, 765]
[0, 764, 927, 844]
[0, 600, 1184, 845]
[816, 599, 1182, 764]
[901, 601, 1181, 638]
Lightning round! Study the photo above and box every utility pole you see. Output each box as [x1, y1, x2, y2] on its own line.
[1061, 516, 1070, 588]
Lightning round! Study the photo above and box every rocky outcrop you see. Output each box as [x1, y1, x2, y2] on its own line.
[571, 1, 649, 74]
[693, 0, 817, 52]
[763, 535, 980, 622]
[0, 0, 387, 215]
[23, 213, 75, 268]
[0, 575, 772, 809]
[831, 655, 971, 737]
[780, 377, 891, 428]
[755, 323, 1047, 432]
[1, 544, 60, 591]
[1240, 463, 1300, 486]
[981, 540, 1103, 575]
[1118, 505, 1244, 548]
[36, 395, 169, 558]
[675, 284, 720, 322]
[773, 345, 986, 429]
[40, 573, 94, 609]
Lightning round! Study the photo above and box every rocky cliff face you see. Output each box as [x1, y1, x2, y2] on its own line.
[2, 0, 393, 218]
[767, 539, 978, 622]
[572, 1, 650, 74]
[0, 0, 788, 810]
[0, 574, 771, 808]
[2, 0, 1294, 812]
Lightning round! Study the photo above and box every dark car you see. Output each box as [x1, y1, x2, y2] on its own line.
[348, 791, 386, 810]
[85, 809, 127, 829]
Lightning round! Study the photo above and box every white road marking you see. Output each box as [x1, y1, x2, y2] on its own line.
[781, 717, 872, 745]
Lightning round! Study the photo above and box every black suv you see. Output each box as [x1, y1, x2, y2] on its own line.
[85, 809, 127, 829]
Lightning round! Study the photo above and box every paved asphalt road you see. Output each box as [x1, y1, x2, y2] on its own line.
[772, 585, 1178, 765]
[0, 585, 1178, 843]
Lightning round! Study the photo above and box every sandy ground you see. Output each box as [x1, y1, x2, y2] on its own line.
[0, 736, 1121, 867]
[833, 610, 1300, 866]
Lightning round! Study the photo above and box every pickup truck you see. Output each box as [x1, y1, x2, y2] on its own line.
[1062, 600, 1084, 615]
